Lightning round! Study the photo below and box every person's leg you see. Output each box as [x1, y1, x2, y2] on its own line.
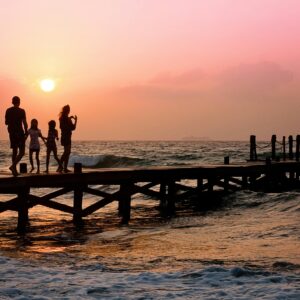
[29, 149, 34, 172]
[9, 147, 18, 176]
[14, 141, 25, 166]
[36, 150, 40, 174]
[63, 145, 71, 172]
[46, 149, 50, 173]
[12, 147, 18, 163]
[53, 148, 62, 171]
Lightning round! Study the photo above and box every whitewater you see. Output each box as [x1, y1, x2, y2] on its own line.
[0, 140, 299, 299]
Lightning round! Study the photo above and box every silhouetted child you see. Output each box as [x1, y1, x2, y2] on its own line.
[45, 120, 62, 173]
[27, 119, 46, 174]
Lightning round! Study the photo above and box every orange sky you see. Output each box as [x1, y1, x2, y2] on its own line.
[1, 0, 300, 140]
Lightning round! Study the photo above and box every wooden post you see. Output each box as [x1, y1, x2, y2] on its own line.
[296, 135, 300, 162]
[159, 183, 167, 209]
[166, 181, 176, 215]
[242, 176, 248, 188]
[223, 176, 229, 192]
[74, 162, 82, 173]
[17, 187, 30, 233]
[19, 163, 27, 174]
[289, 135, 293, 160]
[119, 183, 132, 224]
[159, 181, 176, 216]
[73, 163, 83, 225]
[271, 135, 276, 160]
[197, 178, 203, 192]
[224, 156, 230, 164]
[208, 176, 214, 193]
[250, 135, 257, 161]
[282, 136, 286, 161]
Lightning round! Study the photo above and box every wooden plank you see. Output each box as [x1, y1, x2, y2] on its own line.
[0, 197, 19, 212]
[29, 195, 74, 214]
[82, 191, 121, 217]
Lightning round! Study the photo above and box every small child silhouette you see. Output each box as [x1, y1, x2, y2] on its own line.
[45, 120, 62, 173]
[26, 119, 46, 174]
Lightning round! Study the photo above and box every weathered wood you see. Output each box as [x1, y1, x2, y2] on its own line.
[83, 191, 120, 217]
[271, 135, 276, 160]
[296, 135, 300, 162]
[29, 194, 74, 214]
[0, 197, 19, 213]
[17, 187, 30, 233]
[282, 136, 286, 161]
[289, 135, 293, 160]
[73, 185, 83, 225]
[0, 159, 300, 232]
[119, 183, 133, 224]
[224, 156, 230, 165]
[74, 163, 82, 174]
[19, 163, 27, 174]
[250, 135, 257, 161]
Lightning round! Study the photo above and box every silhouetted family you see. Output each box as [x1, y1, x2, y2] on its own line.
[5, 96, 77, 176]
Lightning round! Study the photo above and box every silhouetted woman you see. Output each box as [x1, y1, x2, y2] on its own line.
[58, 105, 77, 173]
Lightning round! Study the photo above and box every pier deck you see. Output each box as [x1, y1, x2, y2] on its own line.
[1, 160, 300, 232]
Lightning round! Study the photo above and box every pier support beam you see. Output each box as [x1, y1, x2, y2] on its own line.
[119, 183, 133, 224]
[73, 185, 83, 225]
[73, 163, 83, 225]
[17, 187, 30, 233]
[159, 181, 176, 216]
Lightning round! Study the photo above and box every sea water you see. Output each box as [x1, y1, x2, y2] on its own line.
[0, 140, 299, 299]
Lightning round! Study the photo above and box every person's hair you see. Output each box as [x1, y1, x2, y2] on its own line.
[59, 105, 70, 119]
[30, 119, 38, 130]
[12, 96, 20, 105]
[48, 120, 56, 130]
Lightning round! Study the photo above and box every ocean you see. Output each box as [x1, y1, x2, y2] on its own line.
[0, 140, 299, 299]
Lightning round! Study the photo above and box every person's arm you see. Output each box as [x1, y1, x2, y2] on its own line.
[22, 111, 28, 135]
[5, 109, 9, 126]
[39, 130, 47, 144]
[70, 115, 77, 130]
[55, 129, 59, 140]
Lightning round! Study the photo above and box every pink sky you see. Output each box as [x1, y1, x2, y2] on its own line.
[1, 0, 300, 140]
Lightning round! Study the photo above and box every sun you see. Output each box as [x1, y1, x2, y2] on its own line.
[40, 79, 55, 92]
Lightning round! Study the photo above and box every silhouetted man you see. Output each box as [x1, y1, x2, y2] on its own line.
[5, 96, 28, 176]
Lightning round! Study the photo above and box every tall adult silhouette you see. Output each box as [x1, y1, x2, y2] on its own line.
[5, 96, 28, 176]
[59, 105, 77, 173]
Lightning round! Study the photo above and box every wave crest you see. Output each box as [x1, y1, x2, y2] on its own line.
[68, 154, 146, 168]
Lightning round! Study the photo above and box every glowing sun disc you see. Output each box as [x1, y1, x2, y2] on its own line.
[40, 79, 55, 92]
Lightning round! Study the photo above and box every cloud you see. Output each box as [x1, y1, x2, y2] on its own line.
[215, 61, 293, 97]
[149, 68, 207, 86]
[114, 62, 294, 102]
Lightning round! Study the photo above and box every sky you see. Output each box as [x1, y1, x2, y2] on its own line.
[1, 0, 300, 141]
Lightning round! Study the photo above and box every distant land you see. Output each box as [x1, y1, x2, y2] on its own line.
[181, 136, 212, 141]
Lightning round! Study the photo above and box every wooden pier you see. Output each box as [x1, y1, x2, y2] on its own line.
[1, 159, 300, 232]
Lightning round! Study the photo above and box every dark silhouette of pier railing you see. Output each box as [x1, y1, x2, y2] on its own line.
[250, 135, 300, 162]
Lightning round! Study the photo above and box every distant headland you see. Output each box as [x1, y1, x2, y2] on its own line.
[181, 136, 212, 141]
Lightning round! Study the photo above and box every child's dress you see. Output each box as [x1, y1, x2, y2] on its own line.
[28, 128, 42, 151]
[47, 129, 58, 151]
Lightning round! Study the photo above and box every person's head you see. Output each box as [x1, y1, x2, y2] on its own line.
[48, 120, 56, 130]
[59, 105, 70, 118]
[30, 119, 38, 130]
[12, 96, 20, 107]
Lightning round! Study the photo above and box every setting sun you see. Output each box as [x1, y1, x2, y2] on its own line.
[40, 79, 55, 92]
